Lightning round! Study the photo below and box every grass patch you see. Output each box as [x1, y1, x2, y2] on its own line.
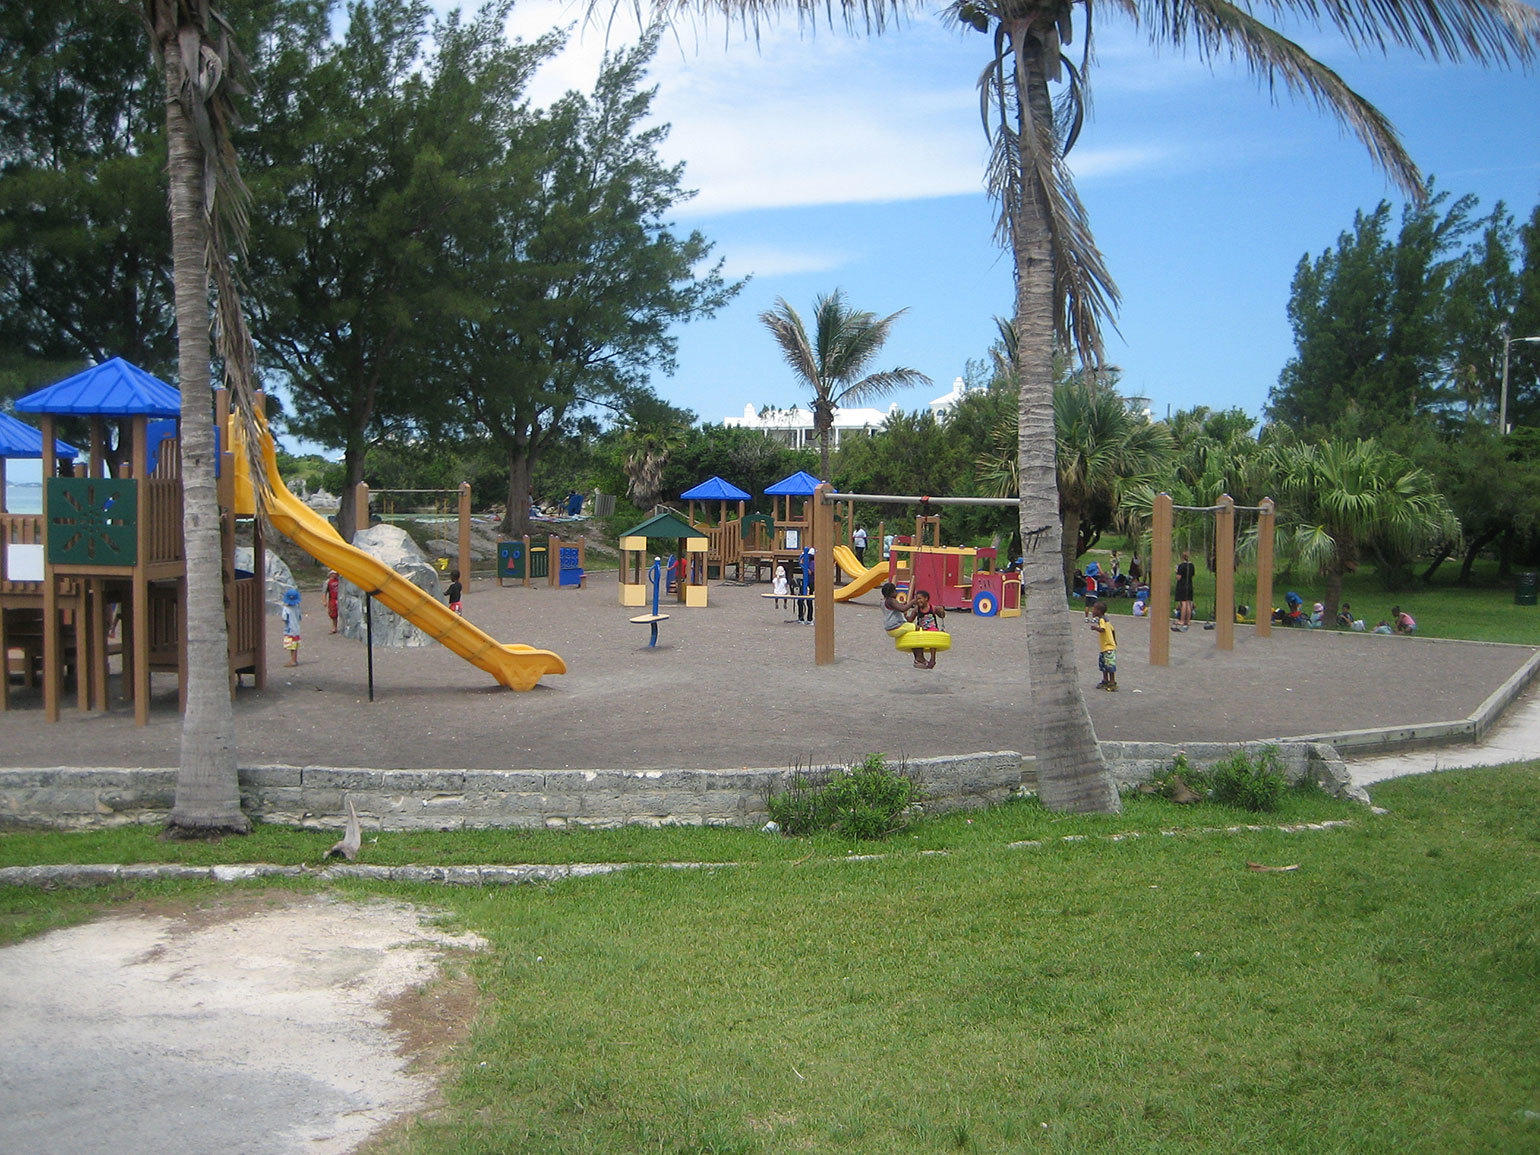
[0, 786, 1355, 870]
[5, 767, 1539, 1150]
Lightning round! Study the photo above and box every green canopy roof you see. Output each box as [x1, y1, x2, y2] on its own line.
[618, 512, 700, 540]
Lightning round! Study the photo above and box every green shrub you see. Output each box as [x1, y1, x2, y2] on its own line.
[1209, 747, 1288, 813]
[1148, 751, 1211, 798]
[767, 755, 922, 840]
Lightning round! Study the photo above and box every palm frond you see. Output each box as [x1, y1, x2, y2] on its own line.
[982, 34, 1120, 366]
[1247, 0, 1540, 64]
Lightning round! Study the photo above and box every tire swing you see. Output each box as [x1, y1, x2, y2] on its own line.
[894, 629, 952, 653]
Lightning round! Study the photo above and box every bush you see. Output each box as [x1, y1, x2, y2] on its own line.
[767, 755, 922, 840]
[1209, 747, 1288, 813]
[1148, 752, 1210, 798]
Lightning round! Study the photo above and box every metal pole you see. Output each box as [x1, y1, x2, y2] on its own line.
[823, 491, 1022, 508]
[1501, 333, 1512, 435]
[365, 593, 375, 702]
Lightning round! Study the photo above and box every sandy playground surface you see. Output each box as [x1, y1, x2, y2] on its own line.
[2, 571, 1536, 1155]
[1, 568, 1534, 772]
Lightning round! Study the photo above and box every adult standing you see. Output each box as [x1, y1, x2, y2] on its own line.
[852, 524, 868, 566]
[1173, 550, 1196, 631]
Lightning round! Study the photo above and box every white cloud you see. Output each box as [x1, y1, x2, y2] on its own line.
[424, 2, 1196, 214]
[716, 244, 853, 279]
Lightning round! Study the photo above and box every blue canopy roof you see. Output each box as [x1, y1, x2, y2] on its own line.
[764, 470, 826, 497]
[0, 411, 78, 460]
[14, 357, 181, 418]
[680, 475, 752, 502]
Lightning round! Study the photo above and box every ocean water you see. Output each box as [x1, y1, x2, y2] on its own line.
[4, 481, 42, 514]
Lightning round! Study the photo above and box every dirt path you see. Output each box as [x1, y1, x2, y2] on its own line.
[0, 894, 483, 1155]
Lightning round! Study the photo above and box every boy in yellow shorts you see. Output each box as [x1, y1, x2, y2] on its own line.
[1089, 600, 1117, 691]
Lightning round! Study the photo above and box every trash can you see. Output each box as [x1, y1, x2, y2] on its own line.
[1518, 571, 1538, 606]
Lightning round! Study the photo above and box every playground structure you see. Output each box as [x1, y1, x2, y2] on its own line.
[681, 475, 750, 581]
[629, 557, 670, 646]
[497, 533, 587, 589]
[805, 489, 1034, 665]
[1, 415, 80, 708]
[5, 360, 267, 723]
[739, 470, 822, 583]
[1147, 493, 1276, 667]
[617, 512, 708, 608]
[4, 356, 565, 719]
[236, 408, 565, 691]
[828, 501, 1022, 618]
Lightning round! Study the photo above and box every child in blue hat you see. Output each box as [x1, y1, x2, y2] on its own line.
[282, 587, 302, 666]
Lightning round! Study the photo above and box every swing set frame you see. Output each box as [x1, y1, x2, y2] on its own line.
[1147, 492, 1277, 666]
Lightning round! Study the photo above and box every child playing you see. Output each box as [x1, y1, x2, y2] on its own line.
[281, 587, 302, 666]
[772, 564, 790, 610]
[905, 588, 946, 669]
[445, 569, 463, 614]
[1089, 599, 1117, 691]
[1391, 605, 1417, 634]
[325, 570, 340, 633]
[880, 582, 909, 638]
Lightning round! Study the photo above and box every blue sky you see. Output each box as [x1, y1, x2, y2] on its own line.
[490, 1, 1540, 429]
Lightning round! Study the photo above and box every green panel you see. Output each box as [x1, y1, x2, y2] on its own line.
[47, 477, 137, 565]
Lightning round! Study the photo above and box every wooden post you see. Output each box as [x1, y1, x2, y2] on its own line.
[41, 415, 60, 722]
[1149, 492, 1172, 667]
[1255, 497, 1275, 638]
[457, 482, 472, 586]
[89, 578, 107, 712]
[1215, 494, 1235, 651]
[813, 483, 835, 665]
[131, 415, 150, 726]
[353, 482, 370, 541]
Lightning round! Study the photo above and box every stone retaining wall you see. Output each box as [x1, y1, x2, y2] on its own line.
[0, 741, 1367, 832]
[0, 752, 1024, 832]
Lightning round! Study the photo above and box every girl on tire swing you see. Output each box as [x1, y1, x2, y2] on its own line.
[905, 589, 947, 669]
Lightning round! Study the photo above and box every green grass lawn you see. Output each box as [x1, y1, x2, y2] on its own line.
[5, 766, 1540, 1152]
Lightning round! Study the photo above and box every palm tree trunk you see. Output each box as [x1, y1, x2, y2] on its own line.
[1060, 504, 1083, 595]
[160, 20, 248, 835]
[1010, 27, 1119, 814]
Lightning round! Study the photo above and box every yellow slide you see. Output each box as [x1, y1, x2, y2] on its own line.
[246, 419, 564, 691]
[831, 545, 888, 602]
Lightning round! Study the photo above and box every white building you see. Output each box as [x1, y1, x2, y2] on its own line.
[722, 402, 899, 450]
[723, 378, 983, 447]
[926, 376, 982, 418]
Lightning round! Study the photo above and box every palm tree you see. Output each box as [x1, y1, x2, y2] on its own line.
[1269, 438, 1460, 617]
[142, 0, 264, 835]
[980, 373, 1173, 591]
[631, 0, 1539, 813]
[619, 417, 690, 509]
[760, 290, 930, 478]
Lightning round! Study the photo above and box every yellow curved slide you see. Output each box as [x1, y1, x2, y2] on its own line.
[248, 420, 564, 691]
[831, 545, 888, 602]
